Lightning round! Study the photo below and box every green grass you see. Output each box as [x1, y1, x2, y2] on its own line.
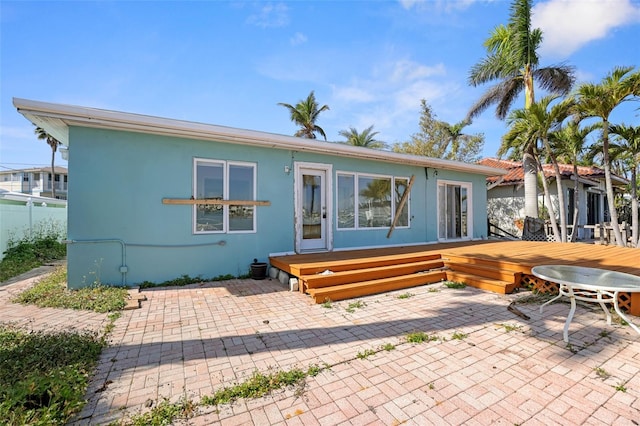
[356, 349, 376, 359]
[443, 281, 466, 289]
[451, 331, 468, 340]
[13, 266, 128, 313]
[0, 325, 106, 425]
[345, 300, 366, 313]
[119, 397, 197, 426]
[406, 331, 439, 343]
[396, 292, 414, 299]
[0, 219, 66, 282]
[139, 273, 237, 288]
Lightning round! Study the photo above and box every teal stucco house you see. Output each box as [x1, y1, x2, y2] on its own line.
[14, 98, 503, 288]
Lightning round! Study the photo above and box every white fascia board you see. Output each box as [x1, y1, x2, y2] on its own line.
[14, 98, 506, 177]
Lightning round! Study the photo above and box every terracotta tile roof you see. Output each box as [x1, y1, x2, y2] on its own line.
[477, 157, 616, 187]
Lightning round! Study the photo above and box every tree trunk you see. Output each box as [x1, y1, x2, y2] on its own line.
[542, 137, 567, 242]
[537, 159, 560, 241]
[602, 123, 624, 246]
[632, 165, 638, 248]
[523, 147, 538, 219]
[570, 164, 580, 243]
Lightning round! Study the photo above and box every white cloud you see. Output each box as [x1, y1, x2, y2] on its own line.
[246, 3, 289, 28]
[533, 0, 640, 57]
[333, 85, 375, 103]
[290, 32, 307, 46]
[390, 60, 446, 83]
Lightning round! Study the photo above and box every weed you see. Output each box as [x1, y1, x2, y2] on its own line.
[201, 367, 315, 406]
[428, 382, 435, 390]
[122, 396, 196, 426]
[397, 292, 414, 299]
[0, 219, 66, 282]
[381, 343, 396, 351]
[0, 324, 104, 425]
[499, 323, 522, 333]
[443, 281, 466, 289]
[594, 367, 610, 379]
[451, 331, 468, 340]
[356, 349, 376, 359]
[614, 382, 627, 392]
[599, 330, 610, 338]
[346, 301, 366, 313]
[14, 266, 128, 313]
[321, 299, 333, 309]
[406, 331, 438, 343]
[427, 288, 440, 293]
[139, 273, 237, 289]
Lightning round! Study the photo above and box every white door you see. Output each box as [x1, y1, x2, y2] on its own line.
[296, 163, 332, 251]
[438, 180, 472, 241]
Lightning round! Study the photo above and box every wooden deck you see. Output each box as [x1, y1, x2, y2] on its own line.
[269, 241, 640, 314]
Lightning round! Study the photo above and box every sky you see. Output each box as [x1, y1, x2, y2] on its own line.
[1, 0, 639, 172]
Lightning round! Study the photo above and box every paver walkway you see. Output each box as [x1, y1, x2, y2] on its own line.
[1, 272, 639, 425]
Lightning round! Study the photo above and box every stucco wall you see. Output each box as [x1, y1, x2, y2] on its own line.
[66, 126, 489, 288]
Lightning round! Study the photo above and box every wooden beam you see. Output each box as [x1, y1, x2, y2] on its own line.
[387, 175, 415, 238]
[163, 198, 271, 206]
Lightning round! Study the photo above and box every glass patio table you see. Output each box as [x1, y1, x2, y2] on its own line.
[531, 265, 640, 343]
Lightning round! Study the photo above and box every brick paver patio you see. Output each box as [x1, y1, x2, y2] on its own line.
[2, 270, 639, 425]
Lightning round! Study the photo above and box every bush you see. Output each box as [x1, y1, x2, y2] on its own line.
[0, 219, 66, 282]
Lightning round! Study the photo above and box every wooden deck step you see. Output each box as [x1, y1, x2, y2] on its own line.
[443, 261, 522, 284]
[300, 259, 445, 290]
[308, 270, 447, 303]
[445, 270, 516, 295]
[294, 253, 443, 276]
[441, 254, 532, 275]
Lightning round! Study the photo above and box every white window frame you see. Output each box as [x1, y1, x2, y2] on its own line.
[193, 158, 257, 234]
[336, 171, 410, 231]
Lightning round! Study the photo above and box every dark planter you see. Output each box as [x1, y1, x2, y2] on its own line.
[250, 260, 267, 280]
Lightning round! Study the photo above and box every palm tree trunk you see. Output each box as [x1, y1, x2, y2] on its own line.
[570, 164, 580, 243]
[631, 166, 638, 248]
[537, 159, 560, 241]
[602, 123, 624, 246]
[522, 68, 538, 219]
[523, 147, 538, 218]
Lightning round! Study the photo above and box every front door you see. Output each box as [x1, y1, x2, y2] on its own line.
[296, 163, 332, 252]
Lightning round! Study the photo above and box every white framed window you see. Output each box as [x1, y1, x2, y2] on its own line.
[193, 158, 256, 234]
[437, 180, 472, 240]
[337, 172, 410, 230]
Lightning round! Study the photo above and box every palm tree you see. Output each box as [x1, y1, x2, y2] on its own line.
[35, 126, 61, 199]
[439, 119, 484, 162]
[575, 66, 640, 247]
[549, 120, 599, 242]
[339, 125, 387, 149]
[467, 0, 574, 219]
[278, 91, 330, 140]
[502, 95, 575, 241]
[609, 124, 640, 247]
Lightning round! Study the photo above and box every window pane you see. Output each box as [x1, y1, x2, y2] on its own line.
[359, 176, 391, 228]
[460, 187, 467, 238]
[196, 162, 223, 232]
[394, 178, 409, 227]
[229, 164, 254, 231]
[438, 185, 446, 238]
[337, 174, 355, 229]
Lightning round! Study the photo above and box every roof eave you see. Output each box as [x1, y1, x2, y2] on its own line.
[14, 98, 505, 177]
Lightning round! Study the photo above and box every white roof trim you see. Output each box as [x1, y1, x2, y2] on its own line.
[14, 98, 506, 176]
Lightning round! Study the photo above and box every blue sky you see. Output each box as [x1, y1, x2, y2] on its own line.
[1, 0, 639, 170]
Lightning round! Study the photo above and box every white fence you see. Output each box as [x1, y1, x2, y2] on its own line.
[0, 201, 67, 260]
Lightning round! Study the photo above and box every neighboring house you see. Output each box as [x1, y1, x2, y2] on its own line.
[479, 158, 628, 240]
[14, 98, 504, 289]
[0, 166, 68, 200]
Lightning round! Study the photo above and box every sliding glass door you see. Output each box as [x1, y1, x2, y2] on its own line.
[438, 181, 472, 241]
